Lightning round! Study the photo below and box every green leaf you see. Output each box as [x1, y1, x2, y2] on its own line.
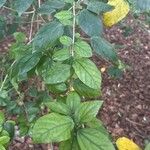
[38, 5, 55, 15]
[0, 0, 6, 8]
[78, 9, 103, 37]
[47, 83, 67, 94]
[129, 0, 150, 12]
[0, 111, 4, 125]
[13, 0, 34, 16]
[33, 21, 64, 49]
[0, 17, 6, 40]
[38, 0, 65, 15]
[44, 63, 71, 84]
[55, 10, 73, 21]
[53, 49, 70, 61]
[108, 66, 123, 78]
[74, 41, 92, 58]
[136, 0, 150, 11]
[86, 118, 104, 129]
[0, 130, 9, 137]
[60, 36, 72, 46]
[77, 128, 115, 150]
[10, 38, 31, 60]
[46, 101, 70, 115]
[37, 91, 52, 104]
[77, 101, 103, 123]
[0, 98, 7, 107]
[0, 145, 5, 150]
[0, 90, 8, 107]
[0, 136, 10, 145]
[64, 0, 74, 4]
[87, 1, 114, 15]
[91, 36, 118, 62]
[66, 92, 81, 113]
[28, 87, 38, 97]
[73, 79, 101, 98]
[18, 115, 29, 136]
[145, 143, 150, 150]
[5, 22, 18, 36]
[73, 58, 101, 90]
[44, 0, 65, 9]
[18, 52, 41, 76]
[13, 32, 26, 43]
[55, 10, 73, 26]
[32, 113, 74, 143]
[37, 57, 52, 77]
[86, 118, 109, 136]
[25, 103, 39, 122]
[0, 111, 4, 132]
[60, 137, 80, 150]
[3, 121, 15, 138]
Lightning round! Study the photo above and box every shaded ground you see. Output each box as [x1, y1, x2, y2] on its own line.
[0, 16, 150, 149]
[99, 18, 150, 148]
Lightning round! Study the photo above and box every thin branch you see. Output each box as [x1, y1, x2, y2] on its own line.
[29, 7, 36, 42]
[27, 38, 34, 45]
[0, 74, 8, 91]
[38, 0, 41, 8]
[126, 118, 144, 126]
[38, 14, 46, 23]
[3, 6, 35, 14]
[37, 0, 42, 30]
[0, 61, 16, 91]
[71, 2, 76, 57]
[72, 3, 76, 45]
[47, 143, 53, 150]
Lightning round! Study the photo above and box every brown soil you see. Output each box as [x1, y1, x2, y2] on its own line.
[99, 18, 150, 148]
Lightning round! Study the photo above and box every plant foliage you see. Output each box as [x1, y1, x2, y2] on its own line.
[0, 0, 149, 149]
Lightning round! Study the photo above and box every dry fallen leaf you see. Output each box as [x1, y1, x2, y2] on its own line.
[116, 137, 142, 150]
[103, 0, 130, 27]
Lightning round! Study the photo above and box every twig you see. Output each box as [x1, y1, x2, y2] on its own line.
[38, 14, 47, 23]
[29, 7, 36, 42]
[71, 2, 76, 57]
[132, 132, 146, 139]
[38, 0, 41, 8]
[22, 102, 29, 123]
[50, 143, 53, 150]
[37, 0, 41, 30]
[72, 2, 76, 45]
[47, 143, 53, 150]
[3, 6, 35, 14]
[126, 118, 144, 126]
[11, 20, 44, 24]
[27, 39, 33, 45]
[0, 61, 16, 91]
[0, 74, 8, 91]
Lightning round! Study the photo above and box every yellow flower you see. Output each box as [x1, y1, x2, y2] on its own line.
[116, 137, 142, 150]
[103, 0, 130, 27]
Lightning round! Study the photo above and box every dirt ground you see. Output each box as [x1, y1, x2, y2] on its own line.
[0, 16, 150, 149]
[100, 18, 150, 148]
